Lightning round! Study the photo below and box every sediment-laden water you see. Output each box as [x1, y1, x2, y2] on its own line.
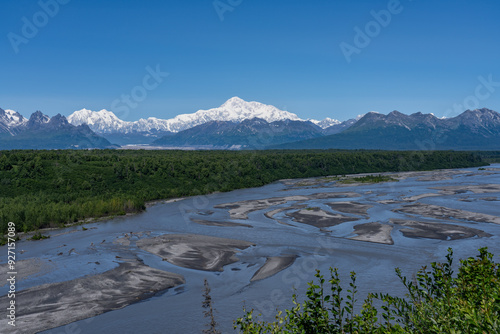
[2, 165, 500, 333]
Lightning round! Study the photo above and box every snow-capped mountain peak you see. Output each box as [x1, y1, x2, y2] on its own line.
[199, 96, 301, 122]
[220, 96, 246, 108]
[67, 97, 309, 134]
[4, 109, 28, 126]
[68, 108, 121, 125]
[0, 108, 28, 135]
[66, 97, 347, 135]
[309, 117, 341, 129]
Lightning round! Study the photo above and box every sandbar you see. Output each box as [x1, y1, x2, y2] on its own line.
[326, 201, 373, 215]
[394, 203, 500, 224]
[402, 193, 442, 202]
[136, 234, 255, 271]
[214, 196, 309, 219]
[349, 222, 394, 245]
[190, 218, 253, 228]
[287, 208, 358, 228]
[431, 184, 500, 195]
[215, 192, 360, 220]
[391, 219, 491, 240]
[250, 255, 297, 281]
[0, 258, 55, 283]
[0, 260, 184, 334]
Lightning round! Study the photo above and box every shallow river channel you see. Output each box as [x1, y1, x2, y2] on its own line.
[2, 165, 500, 333]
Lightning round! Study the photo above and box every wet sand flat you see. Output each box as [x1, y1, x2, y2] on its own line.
[214, 196, 310, 219]
[0, 260, 184, 334]
[0, 258, 55, 282]
[394, 203, 500, 224]
[377, 200, 402, 205]
[402, 193, 442, 202]
[264, 205, 307, 220]
[431, 184, 500, 195]
[287, 208, 358, 228]
[391, 219, 491, 240]
[190, 218, 253, 228]
[308, 192, 361, 199]
[480, 197, 499, 201]
[415, 170, 468, 181]
[215, 192, 361, 220]
[326, 201, 373, 215]
[136, 234, 255, 271]
[251, 256, 297, 282]
[349, 222, 394, 245]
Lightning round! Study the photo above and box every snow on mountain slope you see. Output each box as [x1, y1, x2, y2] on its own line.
[68, 97, 340, 134]
[68, 97, 336, 134]
[67, 109, 129, 133]
[310, 117, 340, 129]
[4, 109, 28, 126]
[0, 109, 28, 135]
[163, 97, 303, 132]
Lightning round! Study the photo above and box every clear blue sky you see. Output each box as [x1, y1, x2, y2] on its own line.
[1, 0, 500, 121]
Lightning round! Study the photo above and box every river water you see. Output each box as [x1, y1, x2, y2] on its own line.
[2, 165, 500, 333]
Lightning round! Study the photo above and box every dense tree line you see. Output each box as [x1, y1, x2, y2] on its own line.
[0, 149, 486, 234]
[478, 151, 500, 163]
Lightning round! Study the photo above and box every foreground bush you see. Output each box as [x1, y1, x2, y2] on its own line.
[235, 248, 500, 333]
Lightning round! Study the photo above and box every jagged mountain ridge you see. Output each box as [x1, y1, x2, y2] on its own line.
[0, 110, 114, 149]
[4, 101, 500, 150]
[0, 108, 28, 135]
[271, 108, 500, 150]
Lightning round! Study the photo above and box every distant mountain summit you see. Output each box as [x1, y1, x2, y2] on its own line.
[310, 117, 341, 129]
[449, 108, 500, 135]
[68, 109, 126, 133]
[67, 97, 339, 145]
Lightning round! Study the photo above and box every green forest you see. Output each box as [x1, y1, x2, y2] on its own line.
[0, 149, 487, 235]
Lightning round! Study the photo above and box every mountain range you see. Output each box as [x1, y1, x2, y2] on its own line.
[151, 118, 328, 149]
[271, 108, 500, 150]
[0, 109, 113, 149]
[1, 97, 500, 150]
[66, 97, 340, 145]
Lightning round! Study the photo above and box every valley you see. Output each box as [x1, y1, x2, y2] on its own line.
[1, 164, 499, 333]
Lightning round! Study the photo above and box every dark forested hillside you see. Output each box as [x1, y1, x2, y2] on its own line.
[0, 150, 486, 234]
[271, 109, 500, 150]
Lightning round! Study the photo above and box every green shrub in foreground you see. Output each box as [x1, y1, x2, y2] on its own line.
[235, 248, 500, 333]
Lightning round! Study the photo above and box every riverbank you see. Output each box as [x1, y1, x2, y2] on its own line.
[1, 164, 499, 333]
[0, 150, 487, 237]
